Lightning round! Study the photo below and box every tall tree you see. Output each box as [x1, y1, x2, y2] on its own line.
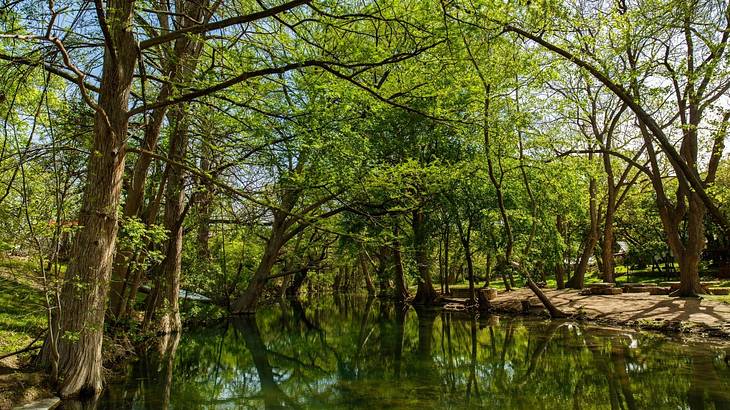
[501, 0, 730, 295]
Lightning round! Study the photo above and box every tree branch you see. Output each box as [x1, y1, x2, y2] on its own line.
[139, 0, 311, 50]
[505, 24, 730, 232]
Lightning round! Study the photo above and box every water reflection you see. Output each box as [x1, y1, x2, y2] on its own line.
[233, 315, 289, 409]
[68, 295, 730, 409]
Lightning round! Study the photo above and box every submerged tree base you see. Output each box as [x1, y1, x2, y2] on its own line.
[411, 283, 441, 306]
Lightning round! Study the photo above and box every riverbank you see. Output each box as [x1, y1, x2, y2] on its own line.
[0, 356, 54, 410]
[487, 288, 730, 338]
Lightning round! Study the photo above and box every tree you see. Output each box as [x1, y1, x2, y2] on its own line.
[499, 0, 730, 295]
[4, 0, 434, 395]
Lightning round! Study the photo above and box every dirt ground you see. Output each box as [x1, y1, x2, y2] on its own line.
[490, 288, 730, 337]
[0, 363, 53, 410]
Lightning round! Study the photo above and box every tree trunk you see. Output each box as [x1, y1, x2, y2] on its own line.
[108, 0, 211, 320]
[438, 234, 444, 294]
[567, 173, 598, 289]
[285, 268, 309, 297]
[483, 251, 491, 288]
[411, 209, 438, 305]
[526, 277, 566, 318]
[195, 155, 214, 262]
[392, 228, 410, 302]
[665, 193, 706, 296]
[360, 255, 376, 295]
[601, 206, 616, 283]
[376, 246, 392, 297]
[42, 1, 137, 398]
[118, 173, 169, 320]
[107, 87, 171, 318]
[333, 270, 342, 292]
[444, 224, 451, 295]
[501, 267, 512, 291]
[232, 212, 287, 313]
[601, 147, 617, 283]
[148, 105, 191, 334]
[569, 232, 598, 289]
[555, 260, 565, 290]
[464, 241, 475, 304]
[455, 219, 475, 304]
[626, 47, 707, 297]
[338, 266, 348, 292]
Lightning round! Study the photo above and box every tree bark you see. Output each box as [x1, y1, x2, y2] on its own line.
[142, 0, 211, 328]
[392, 227, 410, 302]
[444, 223, 451, 295]
[107, 86, 171, 319]
[526, 277, 566, 318]
[665, 193, 706, 296]
[118, 169, 169, 321]
[376, 245, 392, 297]
[599, 124, 618, 284]
[195, 154, 214, 262]
[108, 0, 213, 319]
[464, 240, 475, 304]
[360, 254, 376, 295]
[482, 92, 516, 289]
[483, 251, 491, 288]
[555, 215, 566, 289]
[232, 212, 288, 313]
[567, 171, 598, 289]
[42, 0, 137, 398]
[601, 205, 616, 283]
[148, 104, 191, 334]
[285, 268, 309, 297]
[455, 218, 476, 304]
[411, 209, 438, 305]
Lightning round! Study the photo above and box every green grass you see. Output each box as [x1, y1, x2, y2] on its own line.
[445, 264, 724, 291]
[447, 269, 606, 291]
[0, 259, 47, 356]
[705, 295, 730, 304]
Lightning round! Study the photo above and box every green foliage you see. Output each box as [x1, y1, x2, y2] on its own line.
[2, 0, 728, 335]
[118, 217, 168, 273]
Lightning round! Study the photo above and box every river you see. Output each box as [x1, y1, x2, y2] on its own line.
[63, 294, 730, 409]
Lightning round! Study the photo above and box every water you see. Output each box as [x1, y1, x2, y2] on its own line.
[68, 295, 730, 409]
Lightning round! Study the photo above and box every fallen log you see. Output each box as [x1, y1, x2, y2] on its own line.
[526, 277, 566, 318]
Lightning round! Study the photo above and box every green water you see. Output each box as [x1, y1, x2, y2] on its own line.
[73, 295, 730, 409]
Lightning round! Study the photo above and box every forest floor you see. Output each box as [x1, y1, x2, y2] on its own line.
[491, 288, 730, 338]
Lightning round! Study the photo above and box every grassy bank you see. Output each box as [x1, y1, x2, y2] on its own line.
[0, 258, 47, 359]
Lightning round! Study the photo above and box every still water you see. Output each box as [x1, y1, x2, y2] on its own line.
[70, 295, 730, 409]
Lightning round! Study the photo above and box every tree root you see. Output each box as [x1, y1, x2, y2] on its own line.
[669, 289, 705, 298]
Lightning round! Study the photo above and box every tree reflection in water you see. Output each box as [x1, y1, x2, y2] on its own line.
[77, 295, 730, 409]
